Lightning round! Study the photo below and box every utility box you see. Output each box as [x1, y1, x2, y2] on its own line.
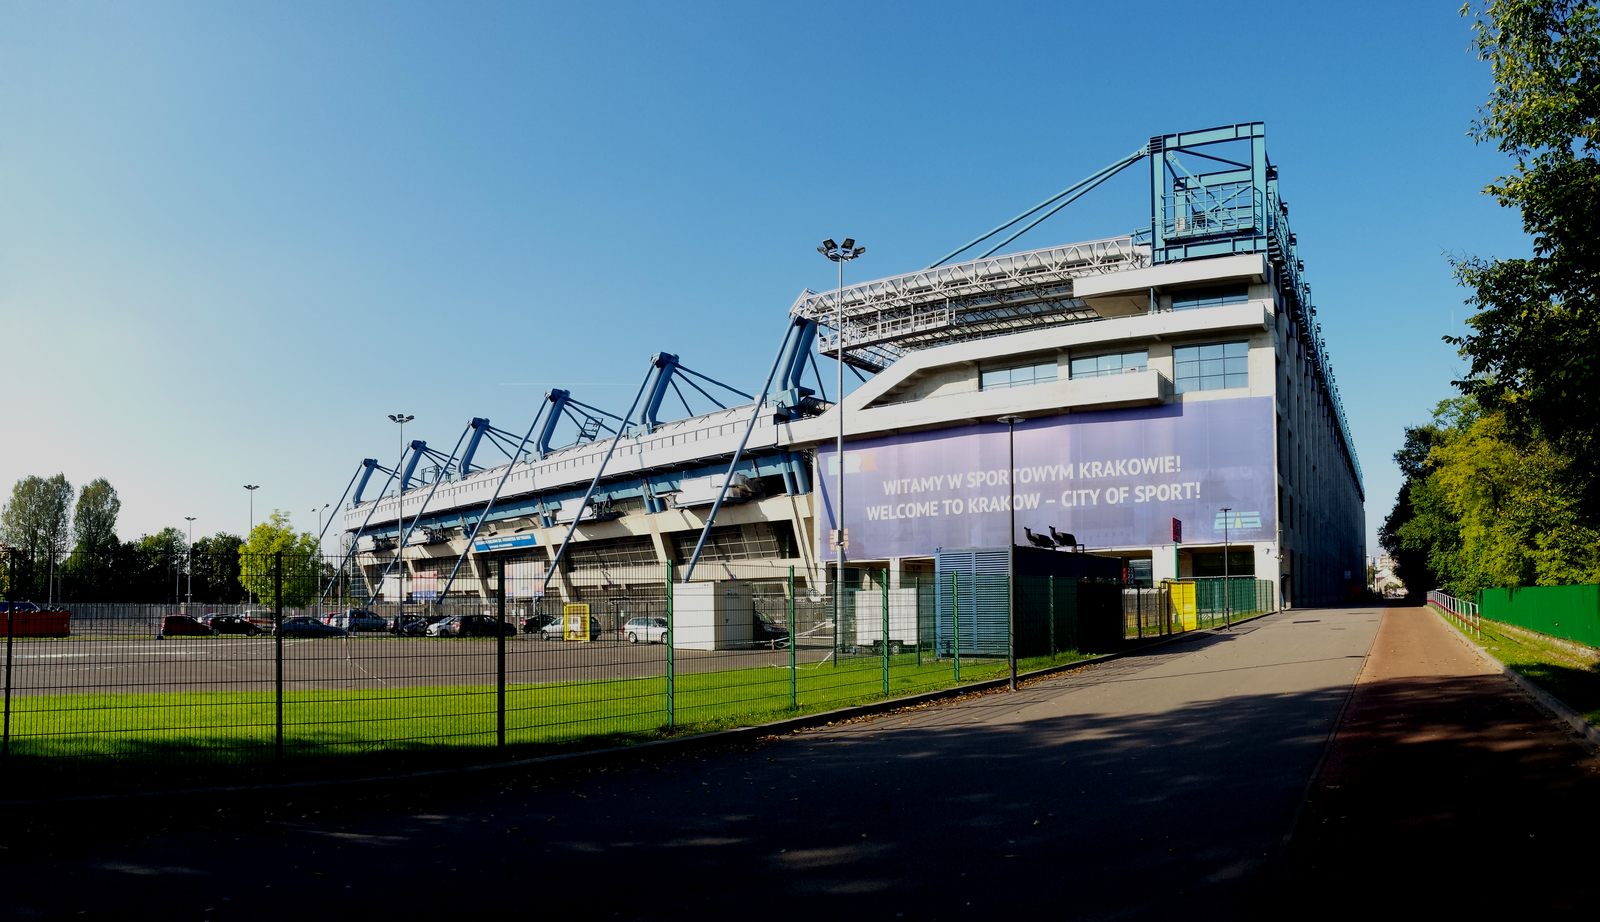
[936, 546, 1125, 657]
[852, 588, 920, 653]
[674, 582, 754, 651]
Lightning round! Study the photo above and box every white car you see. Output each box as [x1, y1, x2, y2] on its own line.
[622, 616, 668, 644]
[426, 616, 461, 637]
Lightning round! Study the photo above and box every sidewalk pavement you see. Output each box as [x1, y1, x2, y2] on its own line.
[1276, 605, 1600, 917]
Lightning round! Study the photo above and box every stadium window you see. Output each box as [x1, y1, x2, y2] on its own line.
[1068, 349, 1148, 379]
[979, 359, 1057, 390]
[1173, 341, 1249, 393]
[1171, 284, 1249, 311]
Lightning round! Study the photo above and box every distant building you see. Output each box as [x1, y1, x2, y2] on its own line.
[341, 123, 1364, 610]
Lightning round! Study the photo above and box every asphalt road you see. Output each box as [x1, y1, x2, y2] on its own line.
[3, 607, 1382, 920]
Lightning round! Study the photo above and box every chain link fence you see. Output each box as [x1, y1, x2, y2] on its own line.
[1, 550, 1277, 793]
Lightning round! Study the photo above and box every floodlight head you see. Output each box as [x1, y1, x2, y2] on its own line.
[840, 238, 855, 250]
[851, 246, 865, 258]
[243, 484, 259, 491]
[821, 238, 837, 252]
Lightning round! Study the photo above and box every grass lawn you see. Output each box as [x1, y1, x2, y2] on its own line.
[2, 648, 1093, 771]
[1434, 605, 1600, 726]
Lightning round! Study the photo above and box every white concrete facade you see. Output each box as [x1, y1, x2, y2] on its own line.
[344, 248, 1364, 609]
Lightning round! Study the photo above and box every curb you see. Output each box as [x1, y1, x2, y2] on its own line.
[1429, 605, 1600, 755]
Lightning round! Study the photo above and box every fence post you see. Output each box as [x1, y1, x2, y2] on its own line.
[881, 568, 890, 697]
[273, 552, 284, 761]
[665, 561, 675, 731]
[951, 571, 961, 683]
[1048, 575, 1056, 655]
[788, 566, 797, 710]
[496, 556, 506, 750]
[3, 551, 14, 759]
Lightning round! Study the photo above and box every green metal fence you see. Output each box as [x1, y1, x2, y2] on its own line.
[1477, 584, 1600, 648]
[0, 550, 1279, 792]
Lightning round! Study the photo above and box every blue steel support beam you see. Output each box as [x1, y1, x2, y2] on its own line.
[541, 362, 656, 596]
[641, 352, 680, 431]
[536, 390, 571, 456]
[316, 463, 364, 551]
[371, 424, 471, 592]
[320, 461, 401, 605]
[352, 459, 381, 505]
[438, 401, 551, 601]
[460, 418, 492, 475]
[399, 440, 426, 491]
[682, 325, 794, 582]
[782, 318, 818, 391]
[932, 145, 1147, 268]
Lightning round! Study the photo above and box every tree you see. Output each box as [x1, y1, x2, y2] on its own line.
[190, 533, 246, 604]
[71, 479, 120, 555]
[1383, 397, 1600, 597]
[117, 528, 188, 604]
[64, 479, 121, 600]
[0, 474, 74, 598]
[238, 512, 320, 609]
[1450, 1, 1600, 510]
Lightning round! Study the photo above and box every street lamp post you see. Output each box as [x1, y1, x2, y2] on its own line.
[184, 516, 196, 610]
[817, 238, 864, 659]
[243, 485, 259, 604]
[314, 504, 329, 600]
[1220, 506, 1233, 630]
[243, 485, 260, 535]
[389, 413, 414, 618]
[998, 415, 1025, 691]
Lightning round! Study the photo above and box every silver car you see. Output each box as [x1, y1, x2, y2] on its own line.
[622, 616, 668, 644]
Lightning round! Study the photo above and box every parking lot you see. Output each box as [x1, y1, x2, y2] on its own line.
[3, 631, 832, 695]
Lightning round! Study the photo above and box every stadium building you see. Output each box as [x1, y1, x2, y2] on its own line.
[334, 123, 1364, 613]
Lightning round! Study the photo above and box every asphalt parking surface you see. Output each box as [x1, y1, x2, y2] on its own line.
[4, 607, 1388, 920]
[4, 634, 827, 693]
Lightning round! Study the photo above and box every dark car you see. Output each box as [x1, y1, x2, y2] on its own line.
[520, 613, 557, 634]
[0, 601, 40, 614]
[392, 613, 449, 636]
[202, 614, 262, 636]
[752, 616, 790, 649]
[160, 614, 215, 637]
[457, 615, 518, 638]
[275, 617, 348, 638]
[324, 609, 387, 633]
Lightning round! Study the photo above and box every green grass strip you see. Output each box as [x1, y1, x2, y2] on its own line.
[3, 649, 1092, 763]
[1432, 604, 1600, 726]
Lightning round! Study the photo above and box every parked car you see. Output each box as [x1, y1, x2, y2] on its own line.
[240, 610, 277, 632]
[0, 600, 40, 614]
[540, 615, 601, 641]
[275, 617, 348, 638]
[456, 615, 518, 637]
[520, 613, 557, 634]
[160, 614, 214, 637]
[425, 616, 462, 637]
[622, 616, 668, 644]
[202, 614, 263, 636]
[752, 616, 790, 649]
[392, 613, 448, 636]
[324, 609, 387, 633]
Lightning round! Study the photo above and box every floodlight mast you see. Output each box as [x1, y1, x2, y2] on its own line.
[818, 237, 864, 658]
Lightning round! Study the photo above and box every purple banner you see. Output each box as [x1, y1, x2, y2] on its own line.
[815, 398, 1276, 560]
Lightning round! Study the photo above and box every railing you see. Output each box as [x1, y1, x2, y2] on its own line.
[1, 552, 1277, 796]
[1427, 588, 1481, 639]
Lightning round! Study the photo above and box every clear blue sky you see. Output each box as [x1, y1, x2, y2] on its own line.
[1, 1, 1526, 561]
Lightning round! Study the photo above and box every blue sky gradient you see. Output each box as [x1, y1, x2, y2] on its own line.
[2, 2, 1526, 559]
